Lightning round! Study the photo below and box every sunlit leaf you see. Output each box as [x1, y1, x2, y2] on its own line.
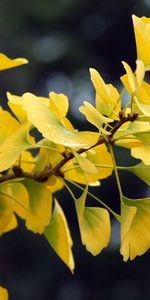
[0, 108, 20, 144]
[132, 15, 150, 71]
[122, 61, 136, 93]
[10, 182, 29, 219]
[73, 151, 98, 174]
[0, 53, 28, 71]
[23, 179, 52, 234]
[0, 286, 9, 300]
[120, 195, 150, 261]
[63, 144, 113, 184]
[90, 68, 120, 120]
[0, 122, 33, 172]
[126, 162, 150, 186]
[22, 93, 98, 148]
[0, 184, 15, 235]
[81, 207, 110, 255]
[49, 92, 69, 117]
[79, 101, 113, 130]
[44, 200, 74, 272]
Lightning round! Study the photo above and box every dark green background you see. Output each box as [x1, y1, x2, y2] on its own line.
[0, 0, 150, 299]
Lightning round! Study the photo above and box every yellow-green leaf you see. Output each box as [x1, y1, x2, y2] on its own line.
[126, 162, 150, 186]
[80, 207, 110, 255]
[120, 195, 150, 261]
[0, 184, 15, 235]
[73, 151, 98, 174]
[90, 68, 120, 120]
[44, 200, 74, 273]
[49, 92, 69, 117]
[22, 93, 98, 149]
[0, 53, 28, 71]
[23, 179, 52, 234]
[63, 144, 113, 184]
[0, 108, 20, 144]
[0, 286, 9, 300]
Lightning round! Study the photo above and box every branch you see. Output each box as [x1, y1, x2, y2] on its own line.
[0, 111, 138, 184]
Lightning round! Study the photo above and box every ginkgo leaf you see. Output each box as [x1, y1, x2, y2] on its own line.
[22, 93, 98, 149]
[80, 206, 110, 255]
[79, 101, 113, 130]
[15, 151, 36, 172]
[122, 61, 136, 93]
[126, 162, 150, 186]
[10, 182, 29, 219]
[49, 92, 69, 117]
[0, 184, 15, 235]
[131, 143, 150, 165]
[74, 185, 88, 231]
[7, 92, 28, 123]
[0, 122, 33, 172]
[0, 286, 9, 300]
[44, 200, 74, 273]
[46, 176, 64, 193]
[132, 15, 150, 71]
[0, 53, 28, 71]
[120, 195, 150, 261]
[63, 144, 113, 184]
[0, 108, 20, 144]
[90, 68, 120, 120]
[73, 151, 98, 174]
[23, 179, 52, 234]
[4, 214, 18, 233]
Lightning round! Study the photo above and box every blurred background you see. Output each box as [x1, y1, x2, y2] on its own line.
[0, 0, 150, 299]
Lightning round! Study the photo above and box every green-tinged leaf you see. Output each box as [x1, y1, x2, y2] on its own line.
[7, 92, 28, 123]
[44, 200, 74, 273]
[73, 152, 98, 174]
[74, 185, 88, 230]
[22, 93, 98, 149]
[0, 184, 15, 235]
[0, 122, 33, 172]
[122, 61, 136, 93]
[81, 207, 111, 255]
[23, 179, 52, 234]
[79, 101, 113, 130]
[63, 144, 113, 184]
[10, 182, 29, 219]
[121, 195, 150, 261]
[0, 286, 9, 300]
[126, 162, 150, 186]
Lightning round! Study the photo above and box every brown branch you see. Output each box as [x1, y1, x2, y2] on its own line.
[0, 111, 138, 185]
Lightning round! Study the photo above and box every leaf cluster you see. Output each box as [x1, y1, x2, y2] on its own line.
[0, 15, 150, 297]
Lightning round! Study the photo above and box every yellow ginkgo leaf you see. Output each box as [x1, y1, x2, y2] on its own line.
[126, 162, 150, 186]
[0, 53, 28, 71]
[0, 286, 9, 300]
[132, 15, 150, 71]
[10, 182, 29, 219]
[23, 179, 52, 234]
[131, 143, 150, 165]
[120, 195, 150, 261]
[63, 144, 113, 184]
[122, 61, 136, 93]
[4, 214, 18, 233]
[80, 206, 110, 255]
[7, 92, 28, 123]
[0, 108, 20, 144]
[44, 200, 74, 273]
[49, 92, 69, 117]
[22, 93, 98, 149]
[0, 122, 33, 172]
[79, 101, 113, 130]
[90, 68, 121, 120]
[0, 184, 15, 235]
[73, 151, 98, 174]
[46, 176, 64, 193]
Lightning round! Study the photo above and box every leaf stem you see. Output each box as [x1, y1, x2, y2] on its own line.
[108, 144, 123, 201]
[66, 179, 121, 222]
